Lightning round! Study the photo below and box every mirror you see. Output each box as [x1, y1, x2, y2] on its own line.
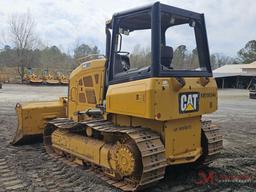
[189, 20, 196, 28]
[170, 17, 175, 25]
[119, 28, 130, 35]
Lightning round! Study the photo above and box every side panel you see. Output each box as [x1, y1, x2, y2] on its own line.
[68, 59, 106, 121]
[112, 114, 202, 165]
[107, 82, 154, 117]
[164, 116, 202, 164]
[106, 77, 217, 121]
[154, 78, 217, 120]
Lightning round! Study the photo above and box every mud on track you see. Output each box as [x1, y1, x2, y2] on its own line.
[0, 84, 255, 192]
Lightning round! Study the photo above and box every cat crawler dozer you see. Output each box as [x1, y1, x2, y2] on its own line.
[24, 68, 43, 84]
[12, 2, 223, 191]
[57, 73, 69, 85]
[43, 70, 60, 85]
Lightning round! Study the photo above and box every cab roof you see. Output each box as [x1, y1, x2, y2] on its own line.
[106, 2, 203, 30]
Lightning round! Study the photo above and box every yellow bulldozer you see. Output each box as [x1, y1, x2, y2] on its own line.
[12, 2, 223, 191]
[43, 70, 60, 85]
[24, 68, 43, 84]
[57, 72, 69, 85]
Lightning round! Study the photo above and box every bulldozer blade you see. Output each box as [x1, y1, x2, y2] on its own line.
[12, 97, 67, 145]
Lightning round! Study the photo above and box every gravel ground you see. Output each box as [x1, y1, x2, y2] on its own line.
[0, 84, 255, 192]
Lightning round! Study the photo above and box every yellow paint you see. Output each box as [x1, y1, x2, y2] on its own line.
[14, 56, 218, 167]
[164, 116, 202, 164]
[186, 103, 194, 111]
[28, 73, 43, 83]
[112, 114, 201, 165]
[107, 77, 217, 165]
[68, 59, 106, 121]
[52, 129, 112, 169]
[12, 97, 67, 144]
[107, 77, 217, 121]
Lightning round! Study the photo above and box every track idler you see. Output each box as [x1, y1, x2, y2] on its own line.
[43, 119, 167, 191]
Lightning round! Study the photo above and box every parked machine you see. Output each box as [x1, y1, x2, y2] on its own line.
[12, 3, 223, 191]
[24, 68, 43, 84]
[250, 89, 256, 99]
[43, 69, 59, 85]
[249, 79, 256, 99]
[57, 72, 69, 85]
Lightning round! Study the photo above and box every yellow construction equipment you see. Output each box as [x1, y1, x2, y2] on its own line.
[29, 73, 43, 84]
[57, 72, 69, 85]
[13, 2, 223, 191]
[24, 68, 43, 84]
[12, 97, 67, 145]
[44, 74, 59, 85]
[42, 69, 59, 85]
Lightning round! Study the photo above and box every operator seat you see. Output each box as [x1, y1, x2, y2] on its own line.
[161, 46, 173, 69]
[114, 53, 130, 74]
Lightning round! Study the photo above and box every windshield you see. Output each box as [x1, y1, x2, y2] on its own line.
[161, 12, 207, 72]
[113, 12, 151, 75]
[109, 5, 211, 84]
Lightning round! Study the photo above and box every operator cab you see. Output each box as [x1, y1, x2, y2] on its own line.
[105, 2, 212, 84]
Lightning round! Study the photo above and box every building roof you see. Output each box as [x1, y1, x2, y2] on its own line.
[213, 62, 256, 78]
[213, 64, 245, 73]
[241, 61, 256, 69]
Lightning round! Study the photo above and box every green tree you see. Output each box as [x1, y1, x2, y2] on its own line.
[189, 48, 199, 69]
[172, 45, 187, 69]
[130, 44, 151, 69]
[237, 40, 256, 63]
[0, 45, 18, 68]
[74, 44, 100, 59]
[39, 46, 74, 71]
[210, 53, 235, 69]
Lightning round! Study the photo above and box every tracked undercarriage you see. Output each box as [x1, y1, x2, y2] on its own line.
[43, 118, 222, 191]
[201, 121, 223, 165]
[44, 118, 167, 191]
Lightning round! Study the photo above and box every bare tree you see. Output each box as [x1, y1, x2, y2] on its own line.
[210, 53, 235, 69]
[9, 11, 38, 82]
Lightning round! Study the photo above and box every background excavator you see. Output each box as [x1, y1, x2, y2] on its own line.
[12, 2, 223, 191]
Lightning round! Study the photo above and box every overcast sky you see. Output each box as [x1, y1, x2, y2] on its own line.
[0, 0, 255, 57]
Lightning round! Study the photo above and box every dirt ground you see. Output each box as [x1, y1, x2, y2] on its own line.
[0, 84, 255, 192]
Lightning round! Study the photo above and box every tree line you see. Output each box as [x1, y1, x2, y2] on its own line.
[129, 40, 256, 71]
[1, 12, 256, 82]
[0, 44, 100, 70]
[0, 12, 100, 82]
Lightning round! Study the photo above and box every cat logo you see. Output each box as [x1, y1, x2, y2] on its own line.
[179, 92, 200, 113]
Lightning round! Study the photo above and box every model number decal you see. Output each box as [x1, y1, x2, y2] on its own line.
[179, 92, 199, 113]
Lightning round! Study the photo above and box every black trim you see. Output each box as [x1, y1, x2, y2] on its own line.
[160, 70, 212, 77]
[113, 3, 154, 19]
[151, 2, 161, 77]
[105, 28, 111, 60]
[161, 4, 201, 20]
[106, 2, 213, 85]
[103, 26, 112, 99]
